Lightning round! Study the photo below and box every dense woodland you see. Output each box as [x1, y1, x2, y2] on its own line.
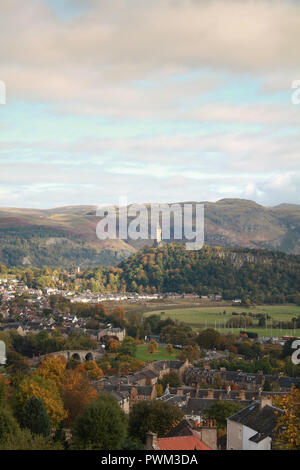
[2, 244, 299, 304]
[119, 244, 300, 303]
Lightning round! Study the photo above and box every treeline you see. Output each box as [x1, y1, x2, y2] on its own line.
[1, 244, 300, 304]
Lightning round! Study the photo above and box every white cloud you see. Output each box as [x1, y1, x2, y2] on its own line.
[242, 172, 300, 205]
[0, 0, 299, 207]
[1, 0, 300, 101]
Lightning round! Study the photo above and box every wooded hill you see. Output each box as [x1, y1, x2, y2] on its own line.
[118, 244, 300, 303]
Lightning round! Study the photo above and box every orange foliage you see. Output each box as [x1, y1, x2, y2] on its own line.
[112, 307, 126, 320]
[37, 355, 67, 388]
[61, 369, 98, 426]
[75, 360, 104, 380]
[15, 374, 67, 426]
[108, 338, 121, 352]
[273, 386, 300, 449]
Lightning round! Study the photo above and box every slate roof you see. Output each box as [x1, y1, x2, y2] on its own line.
[96, 382, 154, 397]
[165, 419, 194, 438]
[141, 369, 158, 379]
[228, 402, 283, 437]
[158, 394, 187, 406]
[98, 389, 129, 403]
[183, 398, 251, 415]
[169, 386, 195, 396]
[152, 360, 186, 371]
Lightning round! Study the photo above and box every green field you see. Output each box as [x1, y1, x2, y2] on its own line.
[144, 304, 300, 338]
[136, 344, 180, 362]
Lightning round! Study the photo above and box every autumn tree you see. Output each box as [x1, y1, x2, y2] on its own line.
[156, 383, 163, 397]
[76, 360, 104, 381]
[166, 344, 174, 356]
[111, 308, 127, 328]
[37, 356, 67, 388]
[147, 339, 158, 354]
[14, 374, 67, 427]
[61, 369, 98, 427]
[212, 373, 223, 389]
[273, 386, 300, 449]
[107, 338, 120, 353]
[112, 354, 145, 374]
[178, 345, 199, 362]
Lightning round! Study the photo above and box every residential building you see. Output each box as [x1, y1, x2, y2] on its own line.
[226, 397, 283, 450]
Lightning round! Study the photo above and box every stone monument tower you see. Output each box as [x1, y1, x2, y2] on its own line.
[0, 340, 6, 365]
[153, 223, 162, 247]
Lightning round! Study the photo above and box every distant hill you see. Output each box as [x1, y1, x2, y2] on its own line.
[0, 198, 299, 266]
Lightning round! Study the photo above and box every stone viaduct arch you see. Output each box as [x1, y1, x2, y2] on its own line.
[38, 349, 104, 364]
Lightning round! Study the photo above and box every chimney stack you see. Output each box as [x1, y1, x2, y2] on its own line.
[146, 432, 158, 450]
[260, 396, 272, 409]
[197, 420, 217, 450]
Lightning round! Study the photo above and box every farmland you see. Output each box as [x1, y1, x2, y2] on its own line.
[143, 304, 300, 338]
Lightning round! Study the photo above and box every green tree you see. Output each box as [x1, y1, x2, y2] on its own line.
[212, 373, 223, 389]
[197, 328, 221, 349]
[205, 401, 243, 428]
[120, 436, 145, 450]
[119, 336, 137, 357]
[159, 371, 181, 389]
[263, 379, 272, 392]
[258, 316, 266, 327]
[0, 407, 19, 443]
[6, 350, 30, 383]
[129, 400, 183, 443]
[19, 396, 51, 437]
[71, 394, 127, 450]
[0, 428, 63, 450]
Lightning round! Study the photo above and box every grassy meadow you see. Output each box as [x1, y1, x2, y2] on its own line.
[143, 304, 300, 338]
[135, 344, 180, 362]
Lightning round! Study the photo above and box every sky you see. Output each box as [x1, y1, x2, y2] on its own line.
[0, 0, 299, 209]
